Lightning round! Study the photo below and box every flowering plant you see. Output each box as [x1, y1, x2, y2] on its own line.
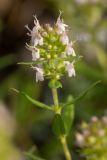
[24, 13, 77, 160]
[12, 13, 100, 160]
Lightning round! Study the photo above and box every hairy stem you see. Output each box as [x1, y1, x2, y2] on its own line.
[51, 88, 72, 160]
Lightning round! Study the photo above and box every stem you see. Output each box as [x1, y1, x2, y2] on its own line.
[51, 88, 72, 160]
[60, 136, 72, 160]
[52, 88, 59, 107]
[52, 88, 61, 114]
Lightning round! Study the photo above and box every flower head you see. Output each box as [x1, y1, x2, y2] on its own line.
[76, 116, 107, 160]
[25, 14, 77, 83]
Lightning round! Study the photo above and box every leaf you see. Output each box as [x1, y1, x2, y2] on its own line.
[24, 152, 45, 160]
[48, 80, 62, 89]
[62, 95, 74, 136]
[10, 88, 52, 111]
[18, 60, 46, 66]
[53, 114, 65, 137]
[64, 80, 101, 106]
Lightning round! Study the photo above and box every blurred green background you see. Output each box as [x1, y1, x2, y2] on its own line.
[0, 0, 107, 159]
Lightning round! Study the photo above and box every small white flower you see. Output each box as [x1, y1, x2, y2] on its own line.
[76, 133, 85, 146]
[91, 116, 98, 123]
[97, 129, 105, 137]
[60, 33, 69, 45]
[33, 34, 43, 46]
[32, 48, 40, 60]
[45, 24, 53, 32]
[25, 25, 39, 38]
[36, 69, 44, 82]
[66, 62, 76, 77]
[33, 15, 41, 31]
[56, 14, 68, 34]
[26, 44, 40, 60]
[25, 25, 32, 36]
[66, 44, 76, 56]
[32, 66, 44, 82]
[25, 16, 43, 46]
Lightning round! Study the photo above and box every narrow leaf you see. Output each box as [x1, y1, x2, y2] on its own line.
[18, 61, 40, 65]
[53, 114, 65, 137]
[10, 88, 52, 111]
[62, 95, 74, 136]
[24, 152, 45, 160]
[64, 80, 101, 106]
[18, 60, 46, 65]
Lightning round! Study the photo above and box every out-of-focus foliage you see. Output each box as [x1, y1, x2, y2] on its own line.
[0, 103, 22, 160]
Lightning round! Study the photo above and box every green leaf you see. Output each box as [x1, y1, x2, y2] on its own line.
[18, 60, 45, 66]
[48, 80, 62, 89]
[25, 152, 45, 160]
[64, 80, 101, 106]
[53, 114, 65, 137]
[62, 95, 74, 136]
[10, 88, 52, 111]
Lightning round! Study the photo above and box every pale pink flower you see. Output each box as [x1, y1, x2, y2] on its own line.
[33, 34, 43, 46]
[91, 116, 98, 123]
[32, 66, 44, 82]
[25, 16, 43, 46]
[32, 49, 40, 60]
[76, 133, 85, 146]
[56, 15, 68, 34]
[60, 33, 69, 45]
[66, 44, 76, 56]
[26, 44, 40, 60]
[97, 129, 105, 137]
[33, 15, 41, 31]
[66, 62, 76, 77]
[36, 69, 44, 82]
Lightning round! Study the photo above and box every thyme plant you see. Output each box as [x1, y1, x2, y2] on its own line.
[12, 13, 100, 160]
[25, 13, 76, 160]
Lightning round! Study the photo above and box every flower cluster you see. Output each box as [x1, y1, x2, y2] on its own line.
[76, 116, 107, 160]
[25, 14, 77, 83]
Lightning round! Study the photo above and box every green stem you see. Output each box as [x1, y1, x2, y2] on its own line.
[52, 88, 61, 114]
[60, 136, 72, 160]
[51, 88, 72, 160]
[52, 88, 59, 107]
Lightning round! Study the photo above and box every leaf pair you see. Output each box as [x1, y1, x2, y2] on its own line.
[11, 80, 101, 112]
